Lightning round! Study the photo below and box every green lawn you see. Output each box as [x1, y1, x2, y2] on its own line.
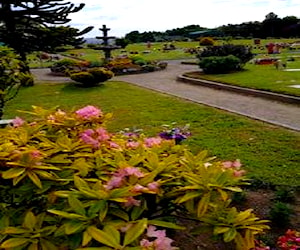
[4, 81, 300, 187]
[185, 59, 300, 97]
[62, 39, 300, 61]
[63, 42, 197, 62]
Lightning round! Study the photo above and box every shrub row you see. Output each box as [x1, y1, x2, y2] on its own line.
[197, 44, 254, 74]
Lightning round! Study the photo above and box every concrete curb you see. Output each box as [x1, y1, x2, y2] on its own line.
[177, 74, 300, 105]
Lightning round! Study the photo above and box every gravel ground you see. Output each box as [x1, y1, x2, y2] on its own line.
[31, 61, 300, 131]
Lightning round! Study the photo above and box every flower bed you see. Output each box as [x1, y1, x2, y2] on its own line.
[0, 106, 269, 249]
[254, 58, 278, 65]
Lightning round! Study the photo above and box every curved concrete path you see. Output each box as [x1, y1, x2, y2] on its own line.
[31, 62, 300, 131]
[114, 60, 300, 131]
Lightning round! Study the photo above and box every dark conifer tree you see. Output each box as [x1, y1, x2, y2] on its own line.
[0, 1, 87, 66]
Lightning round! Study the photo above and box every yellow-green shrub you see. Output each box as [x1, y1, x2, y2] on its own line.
[199, 37, 215, 46]
[0, 106, 269, 249]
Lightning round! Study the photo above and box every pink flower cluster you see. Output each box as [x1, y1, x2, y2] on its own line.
[105, 166, 145, 190]
[144, 137, 162, 148]
[80, 128, 110, 148]
[126, 140, 140, 149]
[75, 105, 102, 120]
[105, 167, 160, 208]
[12, 117, 25, 127]
[140, 225, 175, 250]
[132, 182, 160, 194]
[277, 229, 300, 250]
[222, 159, 246, 177]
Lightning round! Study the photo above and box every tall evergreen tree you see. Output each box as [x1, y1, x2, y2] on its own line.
[0, 1, 86, 63]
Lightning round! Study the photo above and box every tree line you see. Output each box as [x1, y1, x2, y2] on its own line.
[124, 12, 300, 43]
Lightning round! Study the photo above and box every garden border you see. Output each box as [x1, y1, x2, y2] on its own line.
[177, 73, 300, 105]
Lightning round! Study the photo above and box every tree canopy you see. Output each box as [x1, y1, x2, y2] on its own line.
[124, 13, 300, 42]
[0, 1, 90, 60]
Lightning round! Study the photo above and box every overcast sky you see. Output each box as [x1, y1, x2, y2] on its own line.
[68, 0, 300, 38]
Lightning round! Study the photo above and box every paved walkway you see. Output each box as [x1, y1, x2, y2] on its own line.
[114, 60, 300, 132]
[32, 61, 300, 131]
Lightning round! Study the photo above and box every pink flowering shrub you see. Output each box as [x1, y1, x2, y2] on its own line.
[0, 105, 269, 250]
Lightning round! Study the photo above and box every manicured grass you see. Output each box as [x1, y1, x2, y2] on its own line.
[4, 81, 300, 187]
[64, 42, 197, 62]
[185, 60, 300, 97]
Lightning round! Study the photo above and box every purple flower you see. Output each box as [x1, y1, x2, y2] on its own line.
[158, 125, 190, 144]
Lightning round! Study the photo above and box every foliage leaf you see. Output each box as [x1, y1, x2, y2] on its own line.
[40, 238, 59, 250]
[47, 209, 86, 220]
[28, 171, 42, 189]
[23, 211, 37, 231]
[87, 226, 121, 248]
[82, 229, 93, 247]
[197, 192, 210, 218]
[2, 167, 25, 179]
[65, 221, 86, 235]
[223, 228, 237, 242]
[0, 238, 29, 248]
[148, 220, 185, 230]
[3, 227, 29, 234]
[103, 225, 120, 245]
[123, 218, 147, 246]
[176, 191, 201, 204]
[68, 195, 86, 216]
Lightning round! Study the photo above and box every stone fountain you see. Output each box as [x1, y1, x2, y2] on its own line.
[95, 25, 120, 61]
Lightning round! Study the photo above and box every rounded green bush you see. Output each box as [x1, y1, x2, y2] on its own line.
[70, 71, 95, 86]
[199, 55, 241, 74]
[70, 67, 113, 87]
[88, 67, 114, 82]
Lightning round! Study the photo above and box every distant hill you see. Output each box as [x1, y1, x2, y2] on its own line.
[84, 38, 102, 44]
[84, 38, 116, 44]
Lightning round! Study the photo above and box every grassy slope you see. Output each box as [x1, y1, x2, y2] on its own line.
[4, 81, 300, 187]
